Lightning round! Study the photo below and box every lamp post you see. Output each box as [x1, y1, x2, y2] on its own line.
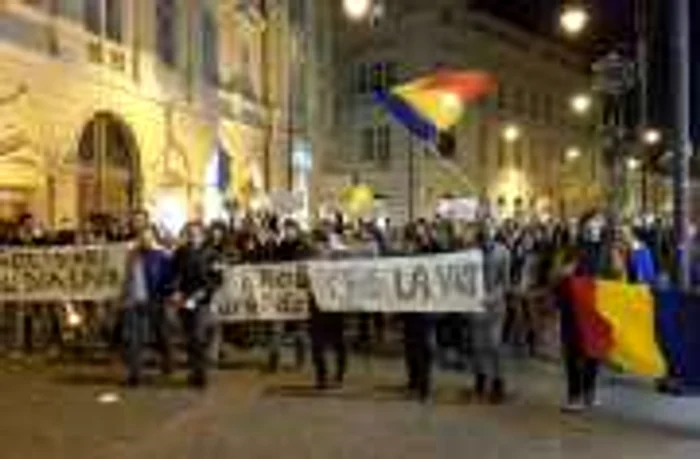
[592, 51, 636, 227]
[671, 0, 692, 288]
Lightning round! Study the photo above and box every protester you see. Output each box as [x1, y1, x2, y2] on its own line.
[267, 219, 310, 373]
[172, 221, 221, 388]
[556, 245, 600, 412]
[402, 220, 438, 402]
[308, 226, 347, 389]
[465, 221, 510, 403]
[121, 224, 173, 387]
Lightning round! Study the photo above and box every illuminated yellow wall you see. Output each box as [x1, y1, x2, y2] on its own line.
[0, 0, 301, 226]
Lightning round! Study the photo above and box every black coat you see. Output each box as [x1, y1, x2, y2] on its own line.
[172, 244, 220, 301]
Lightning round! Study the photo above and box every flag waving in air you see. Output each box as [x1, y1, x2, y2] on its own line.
[372, 70, 497, 142]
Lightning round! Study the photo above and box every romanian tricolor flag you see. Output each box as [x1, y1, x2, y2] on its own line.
[372, 70, 497, 141]
[569, 277, 700, 384]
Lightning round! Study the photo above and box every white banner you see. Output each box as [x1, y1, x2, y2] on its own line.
[0, 244, 128, 302]
[212, 262, 310, 322]
[308, 250, 484, 313]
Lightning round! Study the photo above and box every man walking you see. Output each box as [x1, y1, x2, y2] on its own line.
[172, 222, 221, 388]
[467, 223, 511, 403]
[121, 225, 173, 387]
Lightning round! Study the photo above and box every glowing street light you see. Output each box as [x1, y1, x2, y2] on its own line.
[642, 128, 662, 146]
[560, 5, 590, 36]
[502, 124, 521, 143]
[627, 157, 641, 171]
[570, 93, 592, 115]
[343, 0, 373, 21]
[565, 146, 582, 162]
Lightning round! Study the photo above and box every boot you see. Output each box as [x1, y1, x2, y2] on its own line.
[489, 378, 505, 404]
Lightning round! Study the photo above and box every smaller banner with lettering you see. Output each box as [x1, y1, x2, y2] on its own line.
[307, 251, 485, 313]
[212, 262, 310, 322]
[0, 244, 128, 302]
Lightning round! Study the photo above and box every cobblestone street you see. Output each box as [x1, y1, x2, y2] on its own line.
[1, 356, 700, 459]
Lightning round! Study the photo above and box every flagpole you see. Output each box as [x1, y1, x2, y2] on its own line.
[407, 130, 415, 222]
[401, 126, 475, 223]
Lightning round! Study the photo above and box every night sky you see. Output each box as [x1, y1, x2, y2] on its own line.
[473, 0, 700, 142]
[470, 0, 636, 56]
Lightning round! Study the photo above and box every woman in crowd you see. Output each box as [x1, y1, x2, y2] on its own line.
[556, 244, 600, 412]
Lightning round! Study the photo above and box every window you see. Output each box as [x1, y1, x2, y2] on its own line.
[84, 0, 101, 34]
[514, 87, 525, 115]
[514, 142, 522, 168]
[201, 9, 219, 84]
[377, 125, 391, 166]
[478, 122, 489, 169]
[358, 64, 369, 94]
[386, 62, 398, 87]
[530, 139, 538, 175]
[105, 0, 122, 42]
[362, 128, 374, 161]
[362, 126, 391, 164]
[58, 0, 83, 21]
[530, 92, 540, 121]
[156, 0, 178, 67]
[370, 63, 383, 91]
[497, 138, 505, 168]
[497, 85, 507, 111]
[438, 129, 456, 158]
[80, 0, 123, 42]
[544, 94, 553, 124]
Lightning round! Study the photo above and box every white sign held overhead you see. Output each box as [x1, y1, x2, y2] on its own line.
[436, 198, 479, 222]
[269, 190, 304, 215]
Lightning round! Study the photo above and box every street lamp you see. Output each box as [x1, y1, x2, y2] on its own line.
[627, 157, 641, 171]
[343, 0, 373, 21]
[565, 146, 582, 162]
[560, 5, 590, 36]
[642, 128, 662, 146]
[502, 124, 521, 143]
[570, 93, 592, 115]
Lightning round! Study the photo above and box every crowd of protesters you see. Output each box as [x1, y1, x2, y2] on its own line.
[0, 208, 690, 408]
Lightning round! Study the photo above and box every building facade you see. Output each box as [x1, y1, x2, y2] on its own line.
[0, 0, 326, 230]
[326, 0, 605, 222]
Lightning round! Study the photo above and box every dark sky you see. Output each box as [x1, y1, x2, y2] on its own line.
[470, 0, 637, 57]
[473, 0, 700, 140]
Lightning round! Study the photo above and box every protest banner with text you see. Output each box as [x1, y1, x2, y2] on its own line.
[0, 244, 128, 302]
[212, 262, 310, 322]
[307, 250, 484, 313]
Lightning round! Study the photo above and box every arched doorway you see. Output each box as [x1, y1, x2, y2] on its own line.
[76, 112, 140, 221]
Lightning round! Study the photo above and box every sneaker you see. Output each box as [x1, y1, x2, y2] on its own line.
[584, 396, 602, 408]
[561, 400, 585, 413]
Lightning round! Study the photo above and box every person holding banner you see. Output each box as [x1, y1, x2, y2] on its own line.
[172, 222, 222, 389]
[465, 224, 510, 404]
[121, 225, 174, 387]
[309, 226, 347, 390]
[402, 220, 439, 402]
[267, 219, 310, 373]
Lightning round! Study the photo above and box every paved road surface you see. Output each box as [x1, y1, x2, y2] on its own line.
[1, 356, 700, 459]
